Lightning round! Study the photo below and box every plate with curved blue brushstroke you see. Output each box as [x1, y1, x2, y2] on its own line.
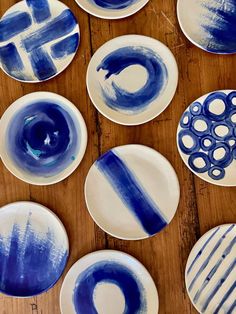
[185, 224, 236, 314]
[84, 145, 180, 240]
[177, 90, 236, 186]
[0, 0, 80, 82]
[87, 35, 178, 125]
[0, 201, 69, 297]
[60, 250, 159, 314]
[0, 92, 87, 185]
[177, 0, 236, 54]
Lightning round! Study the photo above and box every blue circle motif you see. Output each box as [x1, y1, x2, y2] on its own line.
[178, 129, 200, 155]
[208, 166, 225, 180]
[190, 102, 202, 116]
[188, 152, 211, 173]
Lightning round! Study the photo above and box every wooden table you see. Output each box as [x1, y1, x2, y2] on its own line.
[0, 0, 235, 313]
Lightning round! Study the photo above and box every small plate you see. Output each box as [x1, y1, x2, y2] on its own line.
[185, 224, 236, 314]
[60, 250, 159, 314]
[85, 145, 180, 240]
[0, 92, 87, 185]
[177, 90, 236, 186]
[177, 0, 236, 54]
[0, 0, 80, 82]
[0, 201, 69, 297]
[87, 35, 178, 125]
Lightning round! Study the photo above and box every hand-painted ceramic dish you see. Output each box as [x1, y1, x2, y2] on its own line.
[85, 145, 180, 240]
[0, 201, 69, 297]
[74, 0, 149, 19]
[177, 90, 236, 186]
[60, 250, 159, 314]
[0, 0, 80, 82]
[177, 0, 236, 54]
[87, 35, 178, 125]
[185, 224, 236, 314]
[0, 92, 87, 185]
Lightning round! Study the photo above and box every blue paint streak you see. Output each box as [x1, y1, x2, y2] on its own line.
[91, 0, 136, 9]
[26, 0, 51, 23]
[73, 261, 146, 314]
[51, 33, 79, 59]
[96, 150, 167, 236]
[214, 281, 236, 314]
[228, 299, 236, 314]
[97, 46, 168, 113]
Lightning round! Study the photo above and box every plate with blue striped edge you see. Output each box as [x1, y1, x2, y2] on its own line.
[84, 145, 180, 240]
[185, 224, 236, 314]
[86, 35, 178, 126]
[0, 0, 80, 82]
[177, 0, 236, 54]
[60, 250, 159, 314]
[177, 90, 236, 186]
[0, 201, 69, 297]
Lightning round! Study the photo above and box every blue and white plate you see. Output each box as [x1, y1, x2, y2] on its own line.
[0, 0, 80, 82]
[177, 0, 236, 54]
[177, 90, 236, 186]
[0, 201, 69, 297]
[185, 224, 236, 314]
[87, 35, 178, 125]
[60, 250, 159, 314]
[0, 92, 87, 185]
[85, 145, 180, 240]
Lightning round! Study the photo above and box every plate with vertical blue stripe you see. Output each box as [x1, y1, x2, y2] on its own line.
[84, 145, 180, 240]
[185, 224, 236, 314]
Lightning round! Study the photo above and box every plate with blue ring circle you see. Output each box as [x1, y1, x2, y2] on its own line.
[0, 0, 80, 82]
[87, 35, 178, 126]
[177, 90, 236, 186]
[60, 250, 159, 314]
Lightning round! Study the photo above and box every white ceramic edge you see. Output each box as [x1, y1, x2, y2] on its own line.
[0, 92, 88, 185]
[84, 144, 181, 240]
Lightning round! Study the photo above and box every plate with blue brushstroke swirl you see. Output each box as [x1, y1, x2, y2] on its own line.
[0, 201, 69, 297]
[177, 90, 236, 186]
[87, 35, 178, 125]
[177, 0, 236, 54]
[60, 250, 159, 314]
[0, 0, 80, 82]
[185, 224, 236, 314]
[0, 92, 87, 185]
[85, 145, 180, 240]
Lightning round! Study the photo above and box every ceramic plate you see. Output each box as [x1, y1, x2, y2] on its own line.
[177, 0, 236, 54]
[0, 0, 80, 82]
[87, 35, 178, 125]
[185, 224, 236, 314]
[74, 0, 149, 19]
[0, 201, 69, 297]
[177, 90, 236, 186]
[60, 250, 159, 314]
[0, 92, 87, 185]
[85, 145, 180, 240]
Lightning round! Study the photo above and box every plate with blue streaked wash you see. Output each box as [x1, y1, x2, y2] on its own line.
[185, 224, 236, 314]
[0, 0, 80, 82]
[177, 0, 236, 54]
[177, 90, 236, 186]
[0, 92, 87, 185]
[87, 35, 178, 125]
[0, 201, 69, 297]
[60, 250, 159, 314]
[85, 145, 180, 240]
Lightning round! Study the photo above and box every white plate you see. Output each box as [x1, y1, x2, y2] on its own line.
[87, 35, 178, 125]
[0, 92, 87, 185]
[85, 145, 180, 240]
[60, 250, 159, 314]
[177, 0, 236, 54]
[0, 0, 80, 82]
[74, 0, 149, 19]
[177, 90, 236, 186]
[0, 201, 69, 297]
[185, 224, 236, 314]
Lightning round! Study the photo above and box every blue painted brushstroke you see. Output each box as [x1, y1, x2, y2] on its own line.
[29, 47, 56, 80]
[91, 0, 136, 9]
[0, 11, 32, 42]
[51, 33, 79, 59]
[73, 261, 146, 314]
[228, 299, 236, 314]
[26, 0, 51, 23]
[97, 46, 168, 114]
[96, 150, 167, 236]
[214, 281, 236, 314]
